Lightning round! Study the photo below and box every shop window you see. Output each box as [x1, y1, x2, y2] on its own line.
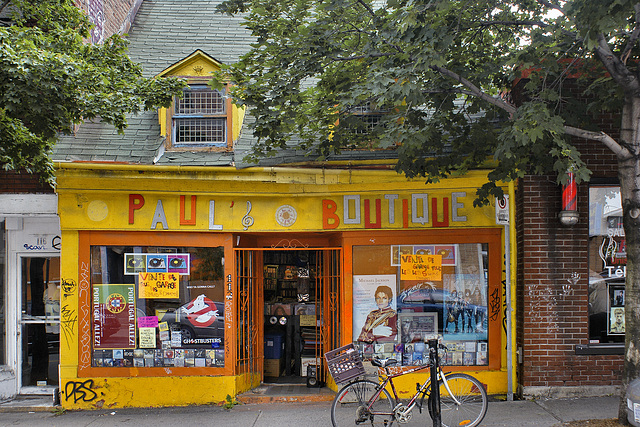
[588, 186, 625, 343]
[89, 245, 225, 368]
[172, 85, 228, 147]
[352, 243, 489, 367]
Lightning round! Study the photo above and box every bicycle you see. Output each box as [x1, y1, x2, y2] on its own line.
[326, 339, 488, 427]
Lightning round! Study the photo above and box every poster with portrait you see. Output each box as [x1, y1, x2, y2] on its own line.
[608, 284, 625, 335]
[353, 275, 398, 342]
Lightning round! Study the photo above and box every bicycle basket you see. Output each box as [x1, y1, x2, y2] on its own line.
[324, 343, 365, 384]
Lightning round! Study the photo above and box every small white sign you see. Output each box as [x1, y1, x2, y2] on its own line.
[495, 195, 509, 225]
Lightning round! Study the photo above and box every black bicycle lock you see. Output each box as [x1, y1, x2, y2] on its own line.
[428, 338, 442, 427]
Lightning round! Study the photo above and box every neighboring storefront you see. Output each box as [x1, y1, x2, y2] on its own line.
[55, 164, 515, 408]
[0, 193, 61, 401]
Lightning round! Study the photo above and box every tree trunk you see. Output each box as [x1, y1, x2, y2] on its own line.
[617, 95, 640, 424]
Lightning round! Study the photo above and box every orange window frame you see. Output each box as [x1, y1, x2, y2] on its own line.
[340, 228, 504, 371]
[76, 230, 234, 378]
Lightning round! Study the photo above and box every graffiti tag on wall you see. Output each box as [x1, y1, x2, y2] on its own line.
[63, 380, 98, 403]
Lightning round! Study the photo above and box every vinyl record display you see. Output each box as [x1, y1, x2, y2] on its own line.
[169, 257, 184, 268]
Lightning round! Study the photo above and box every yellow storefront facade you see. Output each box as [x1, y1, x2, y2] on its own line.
[55, 163, 516, 409]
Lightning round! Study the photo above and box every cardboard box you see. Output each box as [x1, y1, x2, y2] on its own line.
[264, 358, 282, 377]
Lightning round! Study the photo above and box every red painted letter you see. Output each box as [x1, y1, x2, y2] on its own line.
[322, 199, 340, 229]
[180, 195, 197, 225]
[129, 194, 145, 224]
[402, 199, 409, 228]
[432, 197, 449, 227]
[364, 199, 382, 229]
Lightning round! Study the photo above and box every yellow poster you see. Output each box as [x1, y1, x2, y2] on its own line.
[138, 272, 179, 299]
[139, 327, 156, 348]
[400, 254, 442, 281]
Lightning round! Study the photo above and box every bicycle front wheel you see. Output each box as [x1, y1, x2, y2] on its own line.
[434, 373, 488, 427]
[331, 379, 395, 427]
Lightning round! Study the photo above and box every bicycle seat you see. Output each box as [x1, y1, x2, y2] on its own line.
[371, 357, 398, 368]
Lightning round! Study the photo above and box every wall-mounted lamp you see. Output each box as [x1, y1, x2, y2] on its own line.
[559, 170, 579, 226]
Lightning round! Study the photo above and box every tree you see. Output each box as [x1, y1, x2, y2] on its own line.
[0, 0, 185, 183]
[214, 0, 640, 421]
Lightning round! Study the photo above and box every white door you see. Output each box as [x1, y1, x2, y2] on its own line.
[17, 256, 60, 395]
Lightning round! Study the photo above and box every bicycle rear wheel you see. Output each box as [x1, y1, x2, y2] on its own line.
[331, 379, 395, 427]
[430, 373, 488, 427]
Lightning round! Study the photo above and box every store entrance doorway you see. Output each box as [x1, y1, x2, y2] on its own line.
[263, 249, 328, 386]
[18, 256, 60, 395]
[234, 246, 341, 390]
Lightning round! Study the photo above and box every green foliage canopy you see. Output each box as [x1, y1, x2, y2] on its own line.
[214, 0, 634, 204]
[0, 0, 186, 182]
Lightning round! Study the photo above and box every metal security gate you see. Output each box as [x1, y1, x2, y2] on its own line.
[234, 246, 341, 384]
[315, 249, 341, 385]
[235, 250, 261, 380]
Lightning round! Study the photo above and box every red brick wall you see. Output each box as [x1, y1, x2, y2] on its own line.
[517, 128, 624, 391]
[74, 0, 140, 40]
[0, 170, 54, 194]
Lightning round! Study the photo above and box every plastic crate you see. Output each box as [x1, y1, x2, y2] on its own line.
[324, 343, 365, 384]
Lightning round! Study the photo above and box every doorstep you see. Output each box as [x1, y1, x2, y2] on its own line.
[236, 383, 335, 404]
[0, 394, 59, 412]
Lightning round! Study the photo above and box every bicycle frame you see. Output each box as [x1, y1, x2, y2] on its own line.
[362, 362, 461, 418]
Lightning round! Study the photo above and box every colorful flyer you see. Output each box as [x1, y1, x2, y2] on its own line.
[138, 272, 179, 299]
[124, 253, 191, 275]
[92, 284, 136, 349]
[137, 316, 159, 328]
[400, 254, 442, 281]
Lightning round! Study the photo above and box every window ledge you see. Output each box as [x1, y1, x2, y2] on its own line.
[575, 343, 624, 355]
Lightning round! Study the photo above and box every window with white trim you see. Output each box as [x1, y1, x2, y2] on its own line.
[173, 85, 227, 146]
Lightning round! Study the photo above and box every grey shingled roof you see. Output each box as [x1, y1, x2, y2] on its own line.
[52, 0, 252, 166]
[51, 0, 400, 168]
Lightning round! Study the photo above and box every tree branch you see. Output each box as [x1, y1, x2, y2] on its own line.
[564, 125, 632, 159]
[620, 4, 640, 64]
[429, 64, 517, 115]
[329, 52, 396, 61]
[354, 0, 375, 18]
[476, 20, 547, 27]
[594, 33, 640, 94]
[536, 0, 565, 15]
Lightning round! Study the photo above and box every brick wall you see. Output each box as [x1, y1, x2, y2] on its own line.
[0, 170, 54, 194]
[516, 118, 624, 392]
[74, 0, 141, 41]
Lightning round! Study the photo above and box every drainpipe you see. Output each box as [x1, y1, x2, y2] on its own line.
[506, 181, 516, 401]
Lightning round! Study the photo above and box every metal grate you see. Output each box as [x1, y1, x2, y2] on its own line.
[175, 118, 226, 144]
[176, 86, 225, 115]
[173, 85, 227, 145]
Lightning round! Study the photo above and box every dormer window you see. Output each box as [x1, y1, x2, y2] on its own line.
[173, 85, 228, 147]
[351, 105, 386, 134]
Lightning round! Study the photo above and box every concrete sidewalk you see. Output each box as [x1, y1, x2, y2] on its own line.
[0, 395, 622, 426]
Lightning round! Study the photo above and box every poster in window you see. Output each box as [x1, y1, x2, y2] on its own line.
[92, 283, 136, 349]
[400, 254, 442, 281]
[124, 253, 191, 275]
[608, 284, 625, 335]
[608, 283, 625, 335]
[138, 272, 180, 299]
[391, 246, 414, 266]
[399, 312, 437, 343]
[353, 275, 398, 342]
